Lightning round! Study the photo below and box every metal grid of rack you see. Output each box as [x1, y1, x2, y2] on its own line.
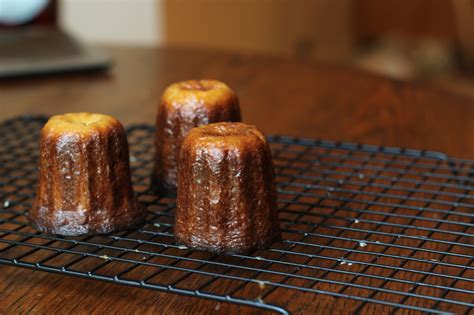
[0, 116, 472, 314]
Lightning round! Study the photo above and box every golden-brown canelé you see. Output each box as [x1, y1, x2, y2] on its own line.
[153, 80, 241, 194]
[175, 122, 280, 254]
[29, 113, 145, 236]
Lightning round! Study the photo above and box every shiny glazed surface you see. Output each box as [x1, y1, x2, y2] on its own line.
[29, 113, 145, 236]
[153, 80, 241, 194]
[175, 122, 280, 254]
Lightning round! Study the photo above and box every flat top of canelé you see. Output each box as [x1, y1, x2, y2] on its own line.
[163, 80, 237, 108]
[184, 122, 266, 145]
[43, 113, 121, 135]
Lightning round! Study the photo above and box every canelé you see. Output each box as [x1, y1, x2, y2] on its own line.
[175, 122, 280, 254]
[153, 80, 241, 194]
[29, 113, 145, 236]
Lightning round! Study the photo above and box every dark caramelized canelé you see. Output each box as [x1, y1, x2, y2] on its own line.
[175, 122, 280, 254]
[153, 80, 241, 194]
[29, 113, 145, 236]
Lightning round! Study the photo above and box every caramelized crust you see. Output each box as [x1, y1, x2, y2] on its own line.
[153, 80, 241, 194]
[175, 122, 280, 254]
[29, 113, 145, 236]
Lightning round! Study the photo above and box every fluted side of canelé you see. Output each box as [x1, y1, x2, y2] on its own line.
[175, 123, 280, 254]
[29, 113, 145, 236]
[153, 80, 241, 194]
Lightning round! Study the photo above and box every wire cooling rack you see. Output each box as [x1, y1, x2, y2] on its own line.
[0, 116, 473, 314]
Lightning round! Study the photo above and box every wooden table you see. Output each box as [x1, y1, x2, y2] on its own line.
[1, 46, 473, 314]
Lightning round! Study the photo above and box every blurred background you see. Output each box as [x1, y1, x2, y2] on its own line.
[2, 0, 474, 99]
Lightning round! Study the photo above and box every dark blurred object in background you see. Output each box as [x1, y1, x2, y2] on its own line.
[0, 0, 110, 78]
[452, 0, 474, 71]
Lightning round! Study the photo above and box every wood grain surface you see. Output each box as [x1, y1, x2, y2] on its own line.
[1, 46, 473, 314]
